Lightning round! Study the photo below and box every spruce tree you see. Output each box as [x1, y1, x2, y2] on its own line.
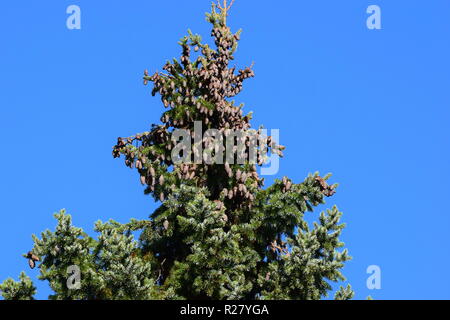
[1, 1, 354, 300]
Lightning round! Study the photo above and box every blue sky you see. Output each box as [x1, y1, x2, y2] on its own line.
[1, 0, 449, 300]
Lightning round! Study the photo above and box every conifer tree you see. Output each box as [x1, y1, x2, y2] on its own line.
[1, 1, 354, 300]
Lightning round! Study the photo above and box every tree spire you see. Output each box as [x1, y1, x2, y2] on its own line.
[216, 0, 235, 25]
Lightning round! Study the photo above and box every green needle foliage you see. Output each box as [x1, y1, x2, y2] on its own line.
[0, 272, 36, 300]
[1, 2, 354, 300]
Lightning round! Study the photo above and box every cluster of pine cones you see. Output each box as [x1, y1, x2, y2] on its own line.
[112, 23, 291, 211]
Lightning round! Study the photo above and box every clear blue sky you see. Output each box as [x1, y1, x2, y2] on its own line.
[1, 0, 449, 300]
